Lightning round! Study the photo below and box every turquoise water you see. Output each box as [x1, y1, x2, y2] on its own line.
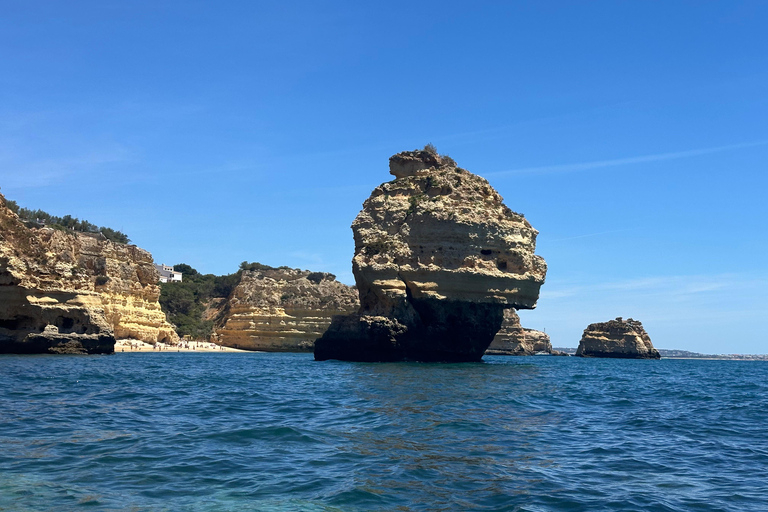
[1, 353, 767, 511]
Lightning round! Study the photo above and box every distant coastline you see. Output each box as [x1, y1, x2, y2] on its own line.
[554, 347, 768, 361]
[113, 342, 768, 360]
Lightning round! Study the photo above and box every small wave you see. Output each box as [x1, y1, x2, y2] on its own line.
[1, 355, 768, 511]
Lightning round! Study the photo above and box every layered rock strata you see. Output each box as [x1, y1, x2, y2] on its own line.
[575, 317, 660, 359]
[315, 149, 547, 362]
[0, 194, 177, 354]
[78, 236, 178, 344]
[213, 268, 358, 351]
[485, 309, 556, 355]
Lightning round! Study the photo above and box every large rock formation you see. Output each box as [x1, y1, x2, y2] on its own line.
[485, 309, 554, 355]
[315, 148, 547, 362]
[77, 236, 178, 344]
[213, 267, 358, 351]
[575, 317, 660, 359]
[0, 194, 177, 354]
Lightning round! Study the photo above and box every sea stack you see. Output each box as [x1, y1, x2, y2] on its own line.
[485, 309, 562, 356]
[212, 266, 358, 351]
[0, 193, 177, 354]
[575, 317, 660, 359]
[315, 148, 547, 362]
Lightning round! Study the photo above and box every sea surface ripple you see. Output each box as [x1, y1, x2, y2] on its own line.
[1, 353, 767, 511]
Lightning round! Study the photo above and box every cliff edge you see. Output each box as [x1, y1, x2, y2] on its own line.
[213, 267, 358, 351]
[0, 193, 177, 354]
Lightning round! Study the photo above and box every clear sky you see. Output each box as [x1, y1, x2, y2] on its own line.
[1, 1, 766, 353]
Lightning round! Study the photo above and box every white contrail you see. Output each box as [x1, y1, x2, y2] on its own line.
[546, 228, 638, 242]
[487, 140, 768, 177]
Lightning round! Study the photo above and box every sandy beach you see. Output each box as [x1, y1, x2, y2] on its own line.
[115, 339, 251, 353]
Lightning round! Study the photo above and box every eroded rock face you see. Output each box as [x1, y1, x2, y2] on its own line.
[485, 309, 554, 356]
[575, 317, 660, 359]
[77, 235, 178, 344]
[315, 149, 547, 362]
[213, 268, 358, 351]
[0, 194, 177, 354]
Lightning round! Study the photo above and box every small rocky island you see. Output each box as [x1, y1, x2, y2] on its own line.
[315, 147, 547, 362]
[212, 267, 358, 351]
[575, 317, 660, 359]
[485, 309, 565, 356]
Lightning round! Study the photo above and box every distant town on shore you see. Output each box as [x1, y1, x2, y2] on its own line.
[554, 347, 768, 360]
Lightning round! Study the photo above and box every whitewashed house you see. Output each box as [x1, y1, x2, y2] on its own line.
[155, 264, 183, 283]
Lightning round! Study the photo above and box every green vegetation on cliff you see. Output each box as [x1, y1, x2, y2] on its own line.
[159, 261, 280, 340]
[158, 264, 239, 339]
[5, 199, 130, 244]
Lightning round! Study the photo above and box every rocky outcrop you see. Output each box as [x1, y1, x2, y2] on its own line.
[575, 317, 660, 359]
[213, 267, 358, 351]
[0, 194, 177, 354]
[76, 235, 178, 344]
[315, 148, 547, 362]
[485, 309, 555, 355]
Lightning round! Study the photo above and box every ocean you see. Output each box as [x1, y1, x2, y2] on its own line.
[1, 353, 767, 511]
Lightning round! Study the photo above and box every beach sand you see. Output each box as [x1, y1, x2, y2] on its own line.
[115, 339, 251, 353]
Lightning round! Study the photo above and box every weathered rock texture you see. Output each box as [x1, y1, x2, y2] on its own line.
[575, 317, 660, 359]
[0, 194, 177, 354]
[485, 309, 554, 355]
[213, 268, 358, 351]
[315, 149, 547, 362]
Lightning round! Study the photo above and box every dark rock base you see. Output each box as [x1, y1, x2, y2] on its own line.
[314, 299, 504, 362]
[576, 351, 661, 359]
[0, 333, 115, 355]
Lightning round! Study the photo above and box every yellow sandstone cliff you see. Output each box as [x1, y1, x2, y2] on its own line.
[315, 148, 547, 362]
[485, 308, 560, 355]
[213, 267, 358, 351]
[576, 317, 660, 359]
[0, 193, 177, 353]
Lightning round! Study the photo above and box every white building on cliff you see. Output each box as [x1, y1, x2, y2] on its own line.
[155, 264, 182, 283]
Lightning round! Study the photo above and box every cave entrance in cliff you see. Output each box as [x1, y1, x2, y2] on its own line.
[54, 316, 87, 334]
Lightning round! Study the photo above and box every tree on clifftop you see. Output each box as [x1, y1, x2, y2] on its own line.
[172, 264, 198, 276]
[159, 264, 240, 340]
[3, 195, 131, 244]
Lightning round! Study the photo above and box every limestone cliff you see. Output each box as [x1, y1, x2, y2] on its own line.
[485, 309, 555, 356]
[315, 148, 547, 362]
[85, 237, 178, 344]
[575, 317, 660, 359]
[0, 194, 177, 354]
[213, 267, 358, 351]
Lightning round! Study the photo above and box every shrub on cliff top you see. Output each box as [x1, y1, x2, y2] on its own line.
[307, 271, 336, 284]
[421, 144, 456, 167]
[240, 261, 275, 272]
[440, 154, 457, 167]
[173, 263, 198, 276]
[159, 263, 241, 340]
[4, 196, 130, 244]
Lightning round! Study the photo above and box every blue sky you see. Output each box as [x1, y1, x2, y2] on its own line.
[1, 1, 766, 353]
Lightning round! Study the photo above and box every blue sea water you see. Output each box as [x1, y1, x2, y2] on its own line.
[1, 354, 767, 512]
